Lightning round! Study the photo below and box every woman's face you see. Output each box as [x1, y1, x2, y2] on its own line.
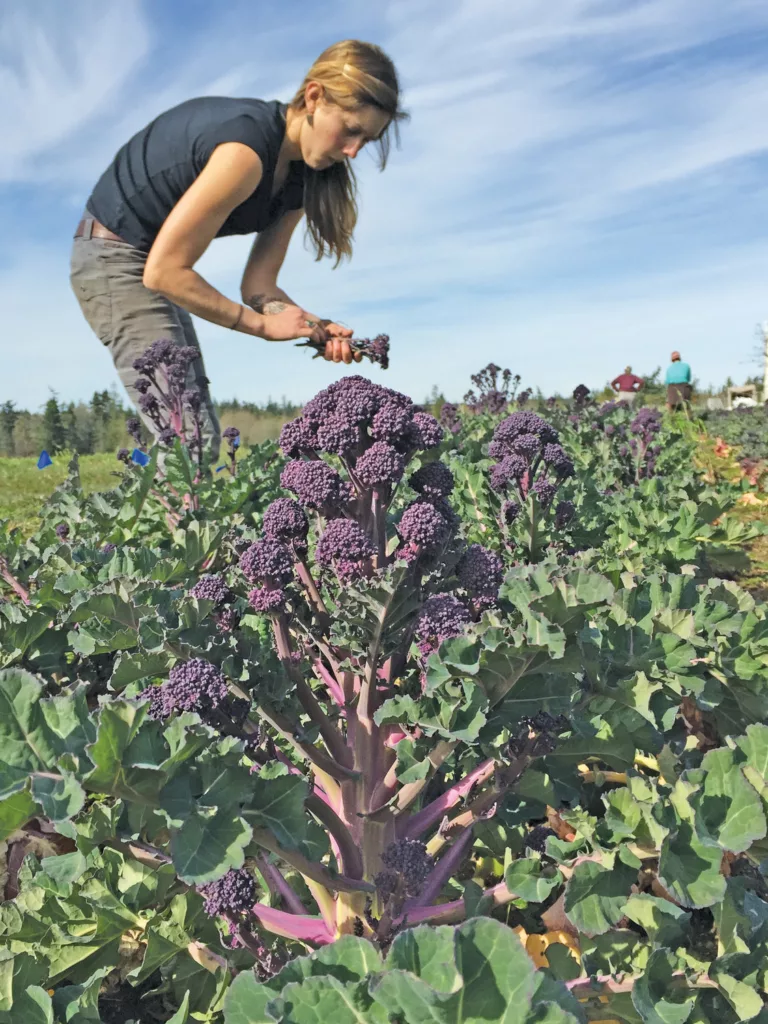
[302, 89, 391, 169]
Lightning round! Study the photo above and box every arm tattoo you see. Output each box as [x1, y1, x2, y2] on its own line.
[246, 293, 289, 315]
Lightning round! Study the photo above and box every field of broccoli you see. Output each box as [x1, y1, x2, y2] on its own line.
[1, 349, 768, 1024]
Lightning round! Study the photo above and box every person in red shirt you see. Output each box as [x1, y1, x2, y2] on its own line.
[611, 366, 644, 407]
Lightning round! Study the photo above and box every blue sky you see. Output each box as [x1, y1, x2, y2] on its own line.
[2, 0, 768, 411]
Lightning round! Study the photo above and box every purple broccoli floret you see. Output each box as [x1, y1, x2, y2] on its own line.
[55, 523, 69, 540]
[511, 433, 541, 460]
[126, 418, 142, 443]
[490, 454, 528, 491]
[398, 500, 452, 548]
[416, 594, 471, 654]
[280, 459, 350, 512]
[158, 427, 177, 446]
[408, 412, 443, 450]
[147, 658, 228, 720]
[215, 607, 242, 633]
[317, 416, 359, 456]
[333, 376, 385, 424]
[279, 417, 317, 457]
[198, 868, 257, 918]
[315, 519, 375, 581]
[117, 448, 131, 463]
[239, 539, 294, 586]
[355, 441, 406, 488]
[554, 500, 575, 529]
[248, 587, 288, 614]
[532, 479, 558, 509]
[371, 401, 413, 442]
[542, 444, 575, 478]
[190, 573, 232, 606]
[262, 498, 309, 547]
[493, 412, 558, 449]
[102, 542, 117, 554]
[439, 402, 461, 435]
[457, 544, 504, 604]
[501, 500, 521, 524]
[375, 838, 434, 902]
[409, 462, 454, 498]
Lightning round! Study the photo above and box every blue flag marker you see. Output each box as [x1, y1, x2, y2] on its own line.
[131, 448, 150, 467]
[37, 450, 53, 469]
[215, 464, 227, 473]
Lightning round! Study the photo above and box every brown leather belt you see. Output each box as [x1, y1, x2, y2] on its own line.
[74, 215, 126, 242]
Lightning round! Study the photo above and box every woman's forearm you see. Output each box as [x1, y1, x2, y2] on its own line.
[145, 266, 267, 337]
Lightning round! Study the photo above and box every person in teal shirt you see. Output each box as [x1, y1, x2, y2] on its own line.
[665, 351, 692, 410]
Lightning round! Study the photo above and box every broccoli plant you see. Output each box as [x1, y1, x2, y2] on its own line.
[297, 332, 390, 369]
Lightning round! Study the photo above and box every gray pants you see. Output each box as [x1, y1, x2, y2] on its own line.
[69, 226, 221, 460]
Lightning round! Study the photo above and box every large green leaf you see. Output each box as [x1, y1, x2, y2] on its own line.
[564, 855, 638, 937]
[693, 746, 766, 853]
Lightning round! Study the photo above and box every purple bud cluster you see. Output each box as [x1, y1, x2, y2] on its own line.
[190, 573, 233, 606]
[198, 868, 257, 918]
[356, 441, 406, 488]
[487, 410, 576, 535]
[55, 523, 69, 540]
[316, 519, 375, 581]
[464, 363, 522, 415]
[147, 658, 229, 721]
[262, 498, 309, 550]
[572, 384, 591, 409]
[415, 594, 471, 655]
[629, 408, 664, 479]
[439, 402, 462, 435]
[280, 459, 352, 514]
[248, 587, 287, 614]
[375, 838, 434, 903]
[409, 462, 454, 498]
[456, 544, 504, 607]
[122, 339, 206, 464]
[239, 539, 294, 586]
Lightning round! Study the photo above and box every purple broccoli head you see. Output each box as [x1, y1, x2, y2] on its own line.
[248, 586, 288, 614]
[542, 444, 575, 478]
[415, 593, 471, 654]
[456, 544, 504, 605]
[398, 500, 453, 549]
[409, 462, 454, 498]
[262, 498, 309, 547]
[408, 412, 443, 450]
[355, 441, 406, 488]
[239, 539, 294, 586]
[316, 416, 360, 456]
[490, 454, 528, 491]
[532, 478, 558, 509]
[198, 868, 257, 918]
[189, 573, 232, 606]
[147, 658, 228, 720]
[554, 500, 576, 529]
[280, 459, 351, 513]
[371, 401, 413, 443]
[315, 519, 375, 581]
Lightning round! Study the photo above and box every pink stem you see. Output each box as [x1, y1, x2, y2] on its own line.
[313, 658, 346, 709]
[400, 758, 495, 839]
[409, 828, 474, 908]
[249, 902, 334, 945]
[0, 558, 30, 605]
[255, 855, 306, 916]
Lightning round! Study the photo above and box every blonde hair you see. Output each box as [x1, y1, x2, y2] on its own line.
[288, 40, 409, 268]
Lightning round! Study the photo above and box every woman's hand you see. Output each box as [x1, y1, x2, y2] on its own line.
[312, 320, 361, 365]
[258, 305, 319, 342]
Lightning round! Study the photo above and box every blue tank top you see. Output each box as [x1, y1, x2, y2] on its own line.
[86, 97, 305, 251]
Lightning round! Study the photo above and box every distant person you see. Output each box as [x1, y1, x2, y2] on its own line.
[610, 366, 643, 406]
[69, 40, 408, 459]
[665, 351, 692, 410]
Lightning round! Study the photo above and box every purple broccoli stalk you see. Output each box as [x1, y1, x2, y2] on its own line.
[239, 539, 294, 587]
[262, 498, 309, 552]
[415, 593, 471, 656]
[316, 519, 375, 582]
[189, 573, 233, 606]
[198, 868, 257, 918]
[409, 462, 454, 498]
[456, 544, 504, 609]
[146, 658, 229, 721]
